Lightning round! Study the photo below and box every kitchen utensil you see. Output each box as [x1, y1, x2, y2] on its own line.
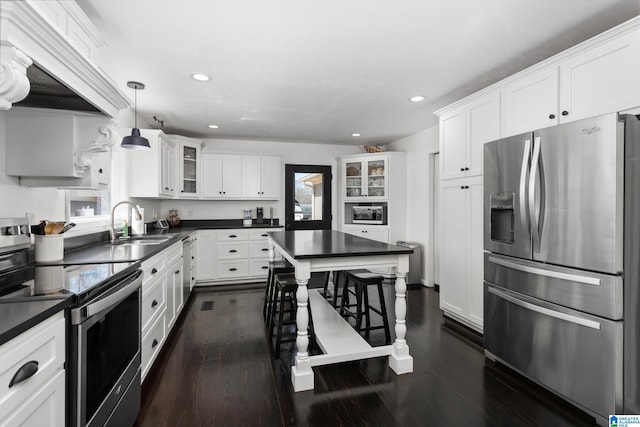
[52, 222, 65, 234]
[61, 223, 76, 233]
[44, 222, 55, 235]
[30, 221, 46, 235]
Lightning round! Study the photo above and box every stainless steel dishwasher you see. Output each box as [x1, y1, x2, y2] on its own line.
[182, 233, 196, 302]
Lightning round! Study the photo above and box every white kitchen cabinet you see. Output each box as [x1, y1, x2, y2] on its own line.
[439, 92, 501, 180]
[558, 29, 640, 124]
[140, 241, 183, 383]
[343, 155, 388, 200]
[163, 243, 183, 331]
[501, 67, 559, 137]
[201, 154, 243, 199]
[341, 224, 389, 244]
[502, 22, 640, 137]
[173, 136, 202, 199]
[127, 130, 177, 198]
[195, 228, 280, 284]
[0, 312, 65, 427]
[242, 156, 281, 199]
[196, 230, 217, 280]
[439, 176, 483, 331]
[5, 107, 116, 188]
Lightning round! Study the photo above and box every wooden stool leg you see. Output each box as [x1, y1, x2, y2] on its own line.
[354, 282, 364, 333]
[274, 288, 286, 359]
[377, 281, 391, 345]
[263, 268, 273, 320]
[363, 285, 371, 340]
[339, 275, 350, 316]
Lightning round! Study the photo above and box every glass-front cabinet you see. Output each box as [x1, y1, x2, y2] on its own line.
[343, 155, 388, 200]
[177, 138, 202, 198]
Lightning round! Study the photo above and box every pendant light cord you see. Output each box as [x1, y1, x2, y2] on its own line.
[134, 87, 138, 128]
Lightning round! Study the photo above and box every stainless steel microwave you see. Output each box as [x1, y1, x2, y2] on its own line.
[352, 205, 385, 224]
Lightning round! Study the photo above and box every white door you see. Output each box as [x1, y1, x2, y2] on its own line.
[222, 156, 243, 197]
[242, 156, 262, 198]
[201, 154, 223, 198]
[467, 92, 501, 176]
[259, 156, 281, 198]
[439, 108, 466, 180]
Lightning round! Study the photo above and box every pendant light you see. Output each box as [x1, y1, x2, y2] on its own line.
[121, 81, 150, 149]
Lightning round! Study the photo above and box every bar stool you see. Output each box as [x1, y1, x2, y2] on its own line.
[325, 270, 347, 308]
[268, 273, 314, 359]
[339, 270, 391, 344]
[263, 260, 294, 324]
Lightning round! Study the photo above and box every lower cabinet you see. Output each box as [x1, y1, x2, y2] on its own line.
[140, 241, 183, 382]
[439, 176, 484, 331]
[341, 224, 389, 243]
[0, 312, 66, 427]
[196, 228, 280, 284]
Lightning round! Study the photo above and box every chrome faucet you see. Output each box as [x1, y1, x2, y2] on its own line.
[110, 201, 142, 242]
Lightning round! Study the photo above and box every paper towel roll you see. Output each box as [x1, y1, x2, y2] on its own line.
[132, 207, 145, 235]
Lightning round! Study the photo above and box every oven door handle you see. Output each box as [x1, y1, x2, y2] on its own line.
[72, 271, 142, 324]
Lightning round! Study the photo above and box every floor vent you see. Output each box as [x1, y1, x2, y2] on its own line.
[201, 301, 214, 311]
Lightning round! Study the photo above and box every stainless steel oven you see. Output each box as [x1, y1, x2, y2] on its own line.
[69, 269, 142, 427]
[352, 205, 385, 224]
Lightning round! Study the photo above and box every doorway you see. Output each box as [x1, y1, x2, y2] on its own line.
[284, 164, 332, 230]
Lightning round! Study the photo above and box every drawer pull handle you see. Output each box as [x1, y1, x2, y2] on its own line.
[261, 266, 269, 269]
[151, 268, 158, 274]
[229, 235, 237, 238]
[152, 339, 159, 348]
[229, 268, 237, 271]
[151, 300, 158, 308]
[261, 234, 268, 237]
[229, 249, 237, 253]
[261, 248, 269, 252]
[9, 361, 39, 388]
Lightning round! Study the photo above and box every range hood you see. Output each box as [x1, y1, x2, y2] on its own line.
[14, 63, 102, 113]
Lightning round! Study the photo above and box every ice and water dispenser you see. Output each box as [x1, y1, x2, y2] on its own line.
[490, 193, 515, 244]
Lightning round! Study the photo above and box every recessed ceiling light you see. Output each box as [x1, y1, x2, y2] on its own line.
[352, 133, 361, 137]
[409, 95, 425, 102]
[191, 73, 211, 82]
[208, 124, 219, 129]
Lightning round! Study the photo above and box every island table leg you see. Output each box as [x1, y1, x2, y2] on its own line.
[291, 261, 314, 391]
[389, 254, 413, 374]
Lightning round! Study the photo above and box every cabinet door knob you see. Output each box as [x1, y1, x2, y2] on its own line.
[151, 300, 158, 308]
[175, 270, 180, 274]
[549, 114, 556, 119]
[98, 168, 103, 174]
[223, 192, 226, 194]
[464, 167, 469, 171]
[562, 110, 569, 116]
[152, 339, 159, 348]
[460, 168, 465, 172]
[460, 186, 465, 189]
[151, 268, 158, 274]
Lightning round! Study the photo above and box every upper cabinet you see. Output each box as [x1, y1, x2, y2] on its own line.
[127, 130, 177, 199]
[343, 155, 389, 200]
[201, 154, 243, 199]
[4, 107, 117, 188]
[169, 135, 203, 199]
[439, 92, 501, 180]
[242, 156, 281, 199]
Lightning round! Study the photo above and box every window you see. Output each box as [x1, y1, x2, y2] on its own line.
[68, 189, 110, 219]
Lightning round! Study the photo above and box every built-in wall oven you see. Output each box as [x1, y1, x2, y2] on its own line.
[69, 268, 142, 427]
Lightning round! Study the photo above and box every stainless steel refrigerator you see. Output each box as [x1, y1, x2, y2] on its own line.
[483, 113, 640, 424]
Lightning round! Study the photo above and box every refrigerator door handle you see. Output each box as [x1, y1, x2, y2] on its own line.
[488, 255, 601, 286]
[519, 138, 531, 233]
[488, 286, 601, 330]
[529, 136, 542, 252]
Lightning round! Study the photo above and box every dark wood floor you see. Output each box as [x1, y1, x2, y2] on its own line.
[134, 284, 599, 427]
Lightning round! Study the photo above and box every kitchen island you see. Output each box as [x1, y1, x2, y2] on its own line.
[268, 230, 414, 392]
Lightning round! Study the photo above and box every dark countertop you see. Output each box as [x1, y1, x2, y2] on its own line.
[270, 230, 413, 260]
[3, 219, 283, 345]
[0, 297, 72, 346]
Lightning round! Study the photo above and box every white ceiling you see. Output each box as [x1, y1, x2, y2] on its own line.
[78, 0, 640, 145]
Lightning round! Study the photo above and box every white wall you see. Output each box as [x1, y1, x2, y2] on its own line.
[386, 125, 439, 286]
[159, 138, 360, 227]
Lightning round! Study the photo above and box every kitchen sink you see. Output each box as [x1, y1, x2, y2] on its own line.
[110, 236, 173, 246]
